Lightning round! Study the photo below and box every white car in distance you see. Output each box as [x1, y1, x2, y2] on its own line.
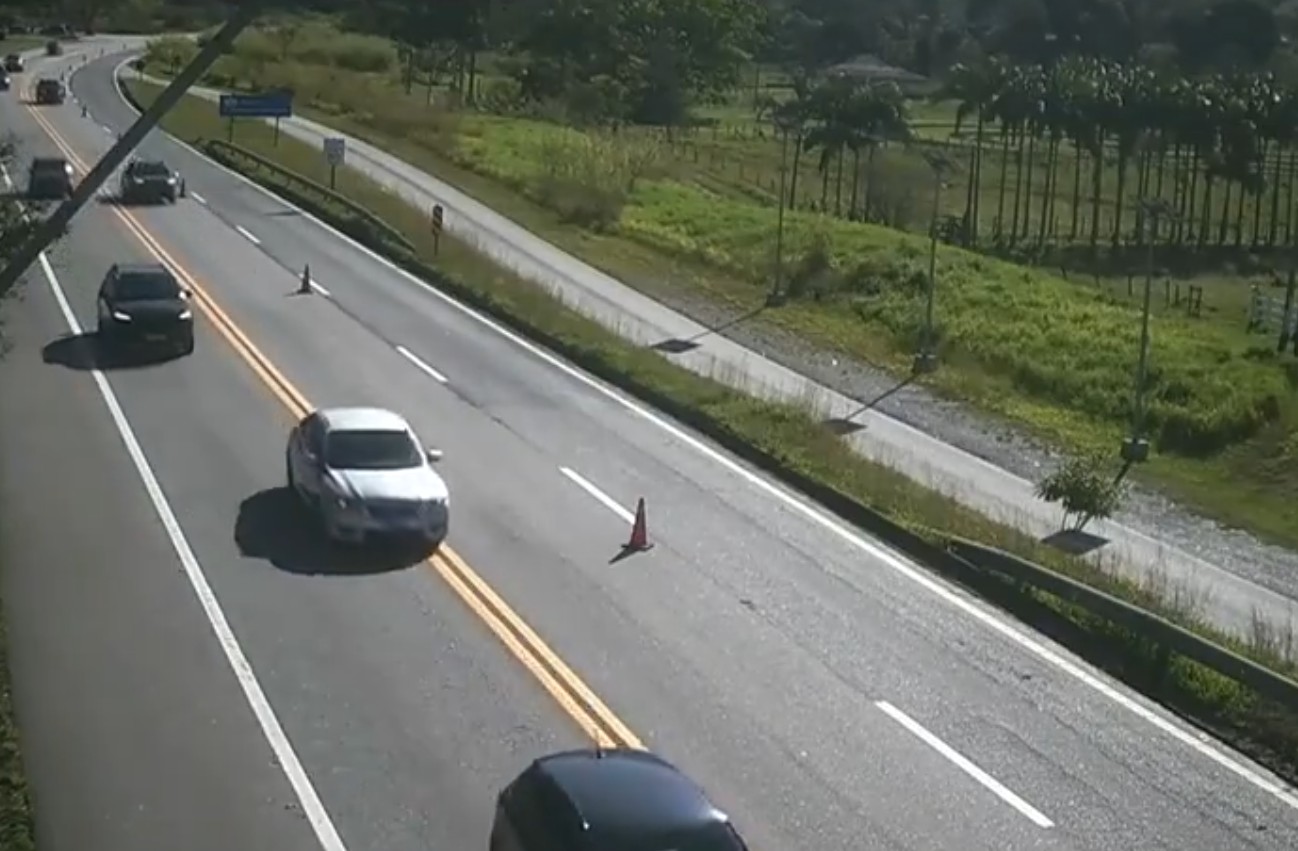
[286, 406, 449, 547]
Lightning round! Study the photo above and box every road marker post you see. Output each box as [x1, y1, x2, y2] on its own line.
[300, 264, 312, 294]
[431, 203, 444, 256]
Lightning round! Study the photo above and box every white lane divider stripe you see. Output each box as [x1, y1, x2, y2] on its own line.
[876, 700, 1054, 829]
[190, 191, 207, 205]
[395, 345, 447, 384]
[1, 160, 348, 851]
[559, 467, 635, 525]
[234, 225, 260, 245]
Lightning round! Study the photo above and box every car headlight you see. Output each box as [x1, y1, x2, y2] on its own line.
[111, 310, 131, 322]
[177, 309, 192, 321]
[167, 176, 177, 184]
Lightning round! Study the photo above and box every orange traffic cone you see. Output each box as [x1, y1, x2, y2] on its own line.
[626, 498, 653, 551]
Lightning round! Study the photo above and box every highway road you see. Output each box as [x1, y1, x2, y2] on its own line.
[128, 58, 1298, 639]
[0, 38, 1295, 851]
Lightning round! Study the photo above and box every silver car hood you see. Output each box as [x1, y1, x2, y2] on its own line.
[326, 465, 448, 502]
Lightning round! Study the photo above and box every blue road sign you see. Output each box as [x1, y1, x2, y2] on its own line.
[219, 91, 293, 119]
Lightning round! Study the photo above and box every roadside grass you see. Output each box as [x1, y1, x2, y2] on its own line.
[0, 195, 36, 850]
[127, 77, 1298, 783]
[132, 38, 1298, 553]
[0, 588, 32, 851]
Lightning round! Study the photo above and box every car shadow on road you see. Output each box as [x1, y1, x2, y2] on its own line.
[235, 487, 431, 576]
[42, 332, 170, 371]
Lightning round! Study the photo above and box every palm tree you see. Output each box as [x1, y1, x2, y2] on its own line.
[940, 57, 1004, 244]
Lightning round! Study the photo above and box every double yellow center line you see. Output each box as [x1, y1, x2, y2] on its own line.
[22, 73, 644, 751]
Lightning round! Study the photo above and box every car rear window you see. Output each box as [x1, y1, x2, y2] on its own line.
[324, 429, 422, 470]
[114, 271, 180, 301]
[130, 162, 170, 177]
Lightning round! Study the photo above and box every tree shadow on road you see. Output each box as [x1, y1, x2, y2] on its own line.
[235, 487, 431, 576]
[42, 331, 168, 371]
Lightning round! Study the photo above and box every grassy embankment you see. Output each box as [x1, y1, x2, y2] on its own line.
[138, 24, 1298, 555]
[0, 598, 32, 851]
[0, 189, 38, 849]
[125, 70, 1298, 783]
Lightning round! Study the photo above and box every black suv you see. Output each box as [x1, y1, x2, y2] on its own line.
[96, 263, 195, 356]
[33, 77, 64, 104]
[490, 748, 750, 851]
[4, 54, 23, 73]
[119, 158, 185, 204]
[26, 156, 73, 199]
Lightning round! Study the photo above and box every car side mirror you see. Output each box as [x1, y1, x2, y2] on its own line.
[425, 448, 443, 464]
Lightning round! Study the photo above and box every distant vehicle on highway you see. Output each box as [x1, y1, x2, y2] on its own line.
[96, 263, 195, 357]
[119, 158, 186, 204]
[490, 747, 752, 851]
[0, 72, 10, 91]
[25, 156, 73, 199]
[33, 77, 65, 105]
[286, 406, 449, 547]
[4, 54, 24, 73]
[44, 39, 61, 56]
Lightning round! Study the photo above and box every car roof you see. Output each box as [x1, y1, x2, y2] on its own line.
[112, 262, 173, 278]
[31, 156, 67, 166]
[316, 406, 412, 433]
[529, 748, 729, 845]
[128, 158, 168, 168]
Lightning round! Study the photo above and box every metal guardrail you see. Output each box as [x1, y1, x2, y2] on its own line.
[948, 538, 1298, 708]
[202, 138, 416, 256]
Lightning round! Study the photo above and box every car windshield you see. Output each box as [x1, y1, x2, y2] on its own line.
[130, 162, 170, 177]
[324, 429, 422, 471]
[32, 160, 65, 172]
[114, 271, 180, 301]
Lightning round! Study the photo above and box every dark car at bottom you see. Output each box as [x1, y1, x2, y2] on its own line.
[96, 263, 195, 357]
[26, 156, 72, 199]
[490, 748, 750, 851]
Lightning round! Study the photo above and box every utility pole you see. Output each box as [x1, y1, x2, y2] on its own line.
[0, 3, 264, 297]
[914, 148, 954, 375]
[1121, 197, 1176, 465]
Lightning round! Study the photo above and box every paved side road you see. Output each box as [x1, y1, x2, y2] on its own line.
[114, 58, 1298, 639]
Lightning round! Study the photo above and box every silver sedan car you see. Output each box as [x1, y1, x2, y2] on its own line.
[286, 406, 449, 546]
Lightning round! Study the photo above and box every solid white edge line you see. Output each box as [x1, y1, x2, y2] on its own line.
[876, 701, 1054, 829]
[190, 191, 207, 205]
[309, 281, 331, 297]
[234, 224, 260, 245]
[394, 344, 447, 384]
[559, 467, 636, 525]
[7, 192, 347, 851]
[110, 61, 1298, 808]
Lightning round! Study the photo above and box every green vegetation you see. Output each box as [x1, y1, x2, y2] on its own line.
[0, 599, 33, 851]
[0, 139, 36, 851]
[137, 15, 1298, 551]
[126, 74, 1298, 784]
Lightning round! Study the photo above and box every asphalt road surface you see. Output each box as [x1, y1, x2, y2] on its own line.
[0, 39, 1295, 851]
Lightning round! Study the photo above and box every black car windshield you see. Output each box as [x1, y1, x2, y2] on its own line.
[324, 429, 422, 470]
[31, 160, 66, 172]
[113, 271, 181, 301]
[130, 162, 171, 177]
